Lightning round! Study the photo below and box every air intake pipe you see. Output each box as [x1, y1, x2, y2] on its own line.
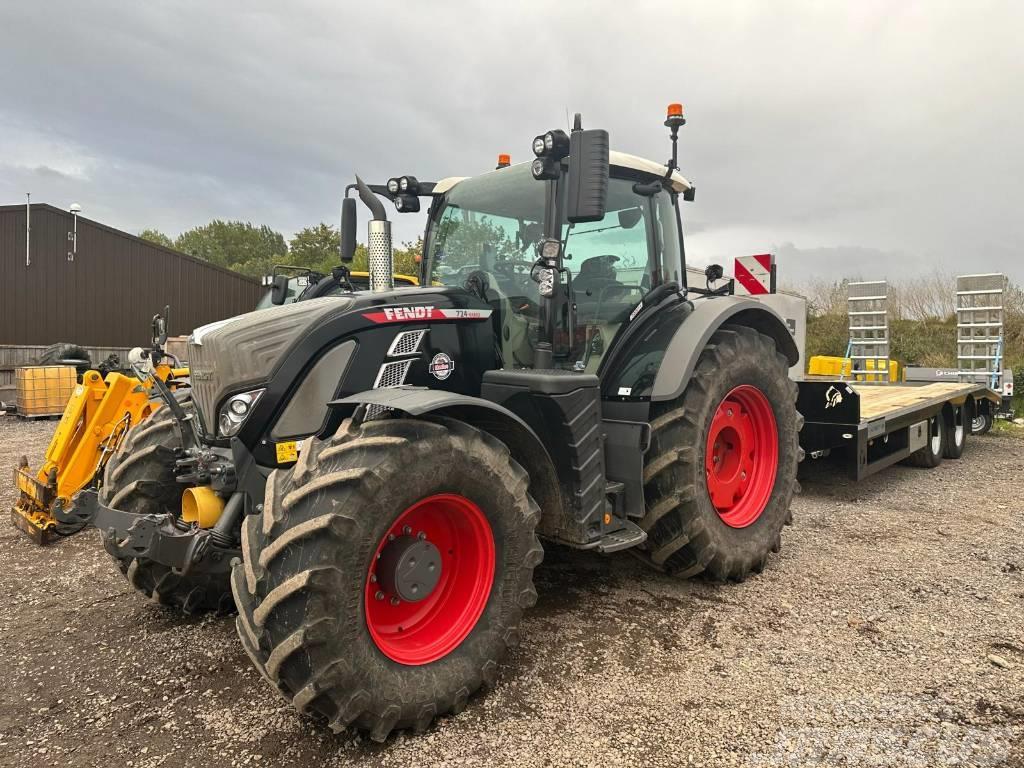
[356, 175, 393, 293]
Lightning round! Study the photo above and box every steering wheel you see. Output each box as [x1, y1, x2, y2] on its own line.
[463, 270, 492, 301]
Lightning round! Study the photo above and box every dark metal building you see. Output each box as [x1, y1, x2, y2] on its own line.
[0, 203, 263, 347]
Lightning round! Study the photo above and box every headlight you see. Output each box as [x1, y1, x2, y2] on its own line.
[386, 178, 401, 194]
[399, 175, 418, 194]
[532, 135, 546, 156]
[218, 388, 264, 437]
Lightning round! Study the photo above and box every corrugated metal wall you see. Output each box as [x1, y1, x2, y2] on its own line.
[0, 204, 264, 347]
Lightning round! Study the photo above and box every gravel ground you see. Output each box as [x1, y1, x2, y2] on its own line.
[1, 415, 1022, 768]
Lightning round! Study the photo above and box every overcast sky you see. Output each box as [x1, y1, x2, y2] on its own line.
[1, 1, 1022, 284]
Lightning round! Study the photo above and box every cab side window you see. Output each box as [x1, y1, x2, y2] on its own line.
[566, 178, 651, 318]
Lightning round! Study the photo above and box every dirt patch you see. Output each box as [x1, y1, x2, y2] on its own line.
[1, 415, 1022, 767]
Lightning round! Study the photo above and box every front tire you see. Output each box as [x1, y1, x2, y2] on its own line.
[100, 400, 234, 614]
[639, 325, 801, 581]
[232, 416, 543, 741]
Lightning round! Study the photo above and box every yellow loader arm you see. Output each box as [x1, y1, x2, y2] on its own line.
[11, 363, 188, 545]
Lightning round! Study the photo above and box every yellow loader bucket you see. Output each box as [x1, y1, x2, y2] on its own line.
[11, 364, 187, 545]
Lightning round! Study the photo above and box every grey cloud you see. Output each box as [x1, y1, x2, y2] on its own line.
[1, 1, 1021, 283]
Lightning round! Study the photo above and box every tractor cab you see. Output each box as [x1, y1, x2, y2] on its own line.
[423, 152, 692, 373]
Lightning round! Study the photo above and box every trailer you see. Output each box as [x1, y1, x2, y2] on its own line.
[796, 377, 1000, 480]
[697, 259, 1002, 480]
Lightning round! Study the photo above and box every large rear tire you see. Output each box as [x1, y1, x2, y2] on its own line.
[100, 400, 234, 614]
[232, 416, 543, 741]
[639, 325, 801, 580]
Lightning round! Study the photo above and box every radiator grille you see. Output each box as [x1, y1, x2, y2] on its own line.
[186, 341, 218, 434]
[367, 357, 414, 420]
[373, 359, 413, 389]
[387, 330, 427, 357]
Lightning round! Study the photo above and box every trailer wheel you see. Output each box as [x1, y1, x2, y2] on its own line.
[232, 416, 542, 741]
[639, 325, 800, 581]
[100, 399, 234, 615]
[905, 414, 945, 468]
[971, 412, 993, 435]
[943, 405, 967, 459]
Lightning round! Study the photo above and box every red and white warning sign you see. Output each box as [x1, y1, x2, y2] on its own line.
[733, 254, 775, 296]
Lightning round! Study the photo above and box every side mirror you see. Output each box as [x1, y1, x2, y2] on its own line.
[151, 308, 168, 347]
[566, 128, 609, 224]
[340, 197, 357, 263]
[270, 274, 290, 305]
[618, 208, 643, 229]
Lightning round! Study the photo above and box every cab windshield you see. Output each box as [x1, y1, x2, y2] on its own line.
[425, 162, 683, 369]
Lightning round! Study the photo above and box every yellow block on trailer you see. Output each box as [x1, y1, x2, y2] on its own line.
[807, 355, 898, 382]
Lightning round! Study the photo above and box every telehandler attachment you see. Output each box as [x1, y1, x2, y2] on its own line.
[11, 321, 187, 544]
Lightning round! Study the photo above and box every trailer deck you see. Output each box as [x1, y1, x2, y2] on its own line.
[796, 378, 1000, 480]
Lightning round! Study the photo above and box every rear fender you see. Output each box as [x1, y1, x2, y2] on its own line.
[650, 298, 799, 402]
[331, 388, 561, 520]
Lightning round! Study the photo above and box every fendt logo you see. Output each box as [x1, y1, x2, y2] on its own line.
[362, 306, 493, 324]
[383, 305, 436, 321]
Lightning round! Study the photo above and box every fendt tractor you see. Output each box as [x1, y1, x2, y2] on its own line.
[56, 106, 801, 740]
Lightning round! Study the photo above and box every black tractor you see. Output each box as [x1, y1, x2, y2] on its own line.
[62, 105, 801, 741]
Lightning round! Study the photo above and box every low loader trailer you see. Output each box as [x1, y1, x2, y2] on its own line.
[692, 261, 1001, 481]
[797, 377, 1000, 480]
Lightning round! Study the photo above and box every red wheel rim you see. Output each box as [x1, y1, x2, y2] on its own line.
[705, 385, 779, 528]
[365, 494, 495, 665]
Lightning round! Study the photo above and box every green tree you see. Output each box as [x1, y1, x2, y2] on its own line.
[139, 228, 174, 249]
[392, 237, 424, 277]
[288, 223, 342, 273]
[174, 220, 288, 278]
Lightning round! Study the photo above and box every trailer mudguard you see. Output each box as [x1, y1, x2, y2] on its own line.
[649, 297, 799, 403]
[331, 387, 561, 518]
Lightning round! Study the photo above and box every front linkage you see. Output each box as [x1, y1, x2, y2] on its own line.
[53, 489, 239, 575]
[53, 319, 249, 578]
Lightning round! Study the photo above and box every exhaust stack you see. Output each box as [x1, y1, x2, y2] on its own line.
[355, 176, 393, 293]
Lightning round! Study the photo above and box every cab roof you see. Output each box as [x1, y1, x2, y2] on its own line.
[433, 150, 693, 196]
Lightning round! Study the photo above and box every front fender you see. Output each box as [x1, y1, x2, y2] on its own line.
[331, 387, 561, 519]
[650, 297, 799, 402]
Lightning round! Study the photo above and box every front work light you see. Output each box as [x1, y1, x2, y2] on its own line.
[399, 175, 419, 194]
[532, 135, 546, 157]
[539, 238, 561, 262]
[536, 267, 556, 297]
[394, 194, 420, 213]
[543, 129, 570, 159]
[218, 388, 264, 437]
[386, 178, 401, 194]
[531, 157, 559, 180]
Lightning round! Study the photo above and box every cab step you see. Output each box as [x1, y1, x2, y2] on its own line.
[595, 518, 647, 554]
